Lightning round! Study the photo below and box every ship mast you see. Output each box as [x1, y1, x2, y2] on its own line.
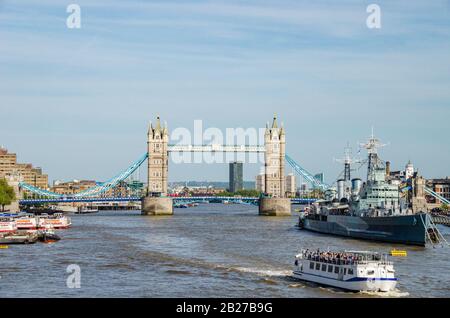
[335, 143, 361, 182]
[359, 128, 387, 181]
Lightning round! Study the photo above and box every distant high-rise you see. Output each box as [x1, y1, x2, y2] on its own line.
[229, 161, 243, 193]
[301, 183, 308, 192]
[285, 173, 296, 197]
[255, 173, 265, 192]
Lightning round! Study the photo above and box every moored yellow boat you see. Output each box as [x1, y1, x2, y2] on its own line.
[390, 249, 407, 257]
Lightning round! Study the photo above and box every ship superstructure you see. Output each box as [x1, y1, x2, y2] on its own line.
[299, 133, 440, 246]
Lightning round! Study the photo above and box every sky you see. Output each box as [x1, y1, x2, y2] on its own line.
[0, 0, 449, 185]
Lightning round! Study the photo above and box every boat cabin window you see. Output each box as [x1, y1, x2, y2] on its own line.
[321, 264, 326, 271]
[348, 269, 354, 275]
[315, 263, 320, 270]
[334, 267, 339, 274]
[310, 262, 314, 270]
[344, 268, 347, 275]
[328, 265, 333, 273]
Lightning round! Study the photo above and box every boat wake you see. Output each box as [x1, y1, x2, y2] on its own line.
[359, 289, 410, 298]
[288, 283, 306, 289]
[228, 266, 291, 277]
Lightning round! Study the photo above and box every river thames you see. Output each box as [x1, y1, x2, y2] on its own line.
[1, 204, 449, 298]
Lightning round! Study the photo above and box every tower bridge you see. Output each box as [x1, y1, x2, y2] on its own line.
[145, 115, 291, 200]
[18, 115, 331, 215]
[144, 115, 289, 215]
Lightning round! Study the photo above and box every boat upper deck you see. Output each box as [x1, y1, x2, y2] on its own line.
[296, 249, 392, 266]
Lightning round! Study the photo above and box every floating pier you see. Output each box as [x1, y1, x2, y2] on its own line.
[432, 215, 450, 227]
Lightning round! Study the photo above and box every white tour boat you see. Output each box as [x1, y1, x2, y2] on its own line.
[38, 213, 72, 229]
[0, 217, 17, 233]
[14, 213, 71, 230]
[15, 214, 39, 230]
[293, 249, 397, 292]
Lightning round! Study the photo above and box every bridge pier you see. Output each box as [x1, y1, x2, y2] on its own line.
[141, 196, 173, 216]
[258, 197, 291, 216]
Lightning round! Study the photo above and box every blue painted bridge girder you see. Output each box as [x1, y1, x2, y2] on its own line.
[19, 196, 316, 205]
[19, 197, 142, 205]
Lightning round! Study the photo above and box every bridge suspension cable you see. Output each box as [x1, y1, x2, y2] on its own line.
[285, 155, 330, 191]
[19, 153, 149, 198]
[19, 183, 65, 198]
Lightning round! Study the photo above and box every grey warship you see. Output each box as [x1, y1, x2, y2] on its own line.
[299, 134, 437, 246]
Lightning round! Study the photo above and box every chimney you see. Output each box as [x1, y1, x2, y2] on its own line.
[386, 161, 391, 176]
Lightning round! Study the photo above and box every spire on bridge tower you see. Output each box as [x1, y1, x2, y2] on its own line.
[163, 121, 168, 135]
[271, 114, 278, 129]
[155, 115, 162, 132]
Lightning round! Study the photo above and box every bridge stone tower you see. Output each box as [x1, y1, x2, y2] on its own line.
[142, 116, 173, 216]
[264, 115, 286, 198]
[259, 115, 291, 216]
[147, 116, 169, 195]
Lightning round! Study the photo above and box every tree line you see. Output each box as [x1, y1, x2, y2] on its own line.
[0, 178, 16, 212]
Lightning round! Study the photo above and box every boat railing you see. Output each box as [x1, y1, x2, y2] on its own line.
[353, 260, 393, 266]
[300, 253, 393, 266]
[0, 217, 15, 222]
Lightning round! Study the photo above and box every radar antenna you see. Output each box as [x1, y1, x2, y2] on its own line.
[334, 143, 363, 182]
[359, 128, 389, 180]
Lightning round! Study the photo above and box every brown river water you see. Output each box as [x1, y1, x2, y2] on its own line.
[1, 204, 449, 297]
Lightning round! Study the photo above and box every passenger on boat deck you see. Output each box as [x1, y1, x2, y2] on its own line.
[303, 250, 357, 265]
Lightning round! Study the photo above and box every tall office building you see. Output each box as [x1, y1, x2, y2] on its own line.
[255, 173, 265, 192]
[229, 161, 243, 193]
[285, 173, 296, 197]
[300, 183, 308, 194]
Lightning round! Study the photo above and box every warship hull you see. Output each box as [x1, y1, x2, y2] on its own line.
[300, 213, 430, 246]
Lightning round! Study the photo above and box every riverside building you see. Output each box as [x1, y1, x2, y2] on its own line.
[0, 147, 49, 191]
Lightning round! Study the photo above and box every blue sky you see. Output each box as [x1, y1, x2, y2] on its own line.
[1, 0, 449, 184]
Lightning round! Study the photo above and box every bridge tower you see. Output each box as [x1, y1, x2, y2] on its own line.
[147, 116, 169, 196]
[264, 115, 286, 198]
[142, 116, 173, 216]
[259, 115, 291, 216]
